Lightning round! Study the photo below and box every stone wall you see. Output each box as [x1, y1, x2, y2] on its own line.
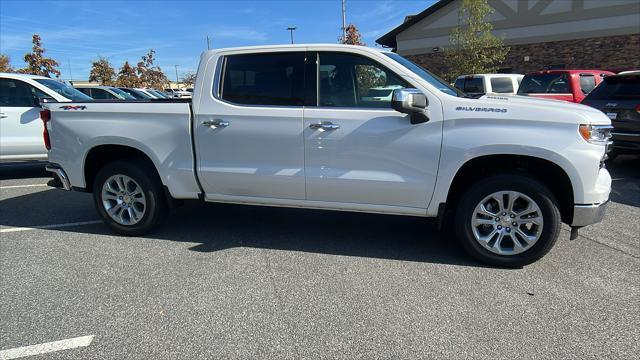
[405, 34, 640, 80]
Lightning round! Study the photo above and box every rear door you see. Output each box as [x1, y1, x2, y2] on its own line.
[303, 51, 442, 210]
[195, 51, 307, 200]
[0, 78, 47, 160]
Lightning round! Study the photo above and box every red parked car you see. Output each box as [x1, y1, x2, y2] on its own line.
[517, 70, 614, 103]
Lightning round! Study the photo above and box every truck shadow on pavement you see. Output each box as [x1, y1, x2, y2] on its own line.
[0, 185, 477, 267]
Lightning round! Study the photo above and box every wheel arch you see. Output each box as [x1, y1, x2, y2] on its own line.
[445, 154, 575, 224]
[83, 144, 162, 194]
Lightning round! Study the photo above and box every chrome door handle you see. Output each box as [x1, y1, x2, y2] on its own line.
[0, 113, 7, 119]
[202, 119, 229, 128]
[310, 121, 340, 131]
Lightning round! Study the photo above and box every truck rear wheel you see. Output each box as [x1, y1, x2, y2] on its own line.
[92, 160, 167, 236]
[455, 174, 561, 267]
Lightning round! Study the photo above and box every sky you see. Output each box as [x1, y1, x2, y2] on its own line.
[0, 0, 435, 81]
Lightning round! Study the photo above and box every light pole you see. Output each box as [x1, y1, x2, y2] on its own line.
[174, 65, 179, 89]
[341, 0, 347, 42]
[286, 26, 297, 44]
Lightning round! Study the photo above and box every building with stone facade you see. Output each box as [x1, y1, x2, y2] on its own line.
[376, 0, 640, 77]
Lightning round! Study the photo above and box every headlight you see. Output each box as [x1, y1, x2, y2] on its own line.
[579, 124, 613, 145]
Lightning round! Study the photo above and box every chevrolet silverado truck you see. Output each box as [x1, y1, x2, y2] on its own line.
[43, 44, 612, 267]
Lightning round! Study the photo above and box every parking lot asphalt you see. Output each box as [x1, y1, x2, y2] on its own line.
[0, 157, 638, 359]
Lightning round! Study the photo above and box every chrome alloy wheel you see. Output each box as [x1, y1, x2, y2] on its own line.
[101, 174, 146, 226]
[471, 191, 544, 255]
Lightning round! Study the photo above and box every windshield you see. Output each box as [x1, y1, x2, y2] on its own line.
[109, 87, 136, 100]
[383, 52, 461, 97]
[584, 75, 640, 100]
[517, 73, 570, 94]
[34, 79, 93, 101]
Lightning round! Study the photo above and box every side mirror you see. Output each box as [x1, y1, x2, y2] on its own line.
[391, 88, 429, 124]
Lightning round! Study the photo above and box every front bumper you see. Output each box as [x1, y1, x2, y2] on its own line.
[572, 200, 609, 227]
[45, 164, 71, 191]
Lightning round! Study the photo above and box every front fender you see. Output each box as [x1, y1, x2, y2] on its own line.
[427, 119, 589, 215]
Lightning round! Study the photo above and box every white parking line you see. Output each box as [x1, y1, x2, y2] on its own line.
[0, 184, 48, 189]
[0, 220, 103, 233]
[0, 335, 94, 359]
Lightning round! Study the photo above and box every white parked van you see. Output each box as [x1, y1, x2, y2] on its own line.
[454, 74, 524, 95]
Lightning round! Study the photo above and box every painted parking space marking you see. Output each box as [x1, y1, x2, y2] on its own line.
[0, 335, 94, 359]
[0, 220, 103, 233]
[0, 184, 48, 189]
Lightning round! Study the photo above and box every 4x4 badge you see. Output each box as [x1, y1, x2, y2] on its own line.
[60, 105, 86, 110]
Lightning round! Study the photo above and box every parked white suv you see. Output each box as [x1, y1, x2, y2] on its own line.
[0, 73, 92, 161]
[43, 45, 611, 267]
[454, 74, 524, 95]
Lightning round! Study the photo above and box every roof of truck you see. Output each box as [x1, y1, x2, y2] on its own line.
[456, 74, 524, 79]
[0, 72, 53, 80]
[524, 70, 615, 75]
[205, 43, 390, 54]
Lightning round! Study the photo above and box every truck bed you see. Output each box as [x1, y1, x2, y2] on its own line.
[46, 100, 201, 199]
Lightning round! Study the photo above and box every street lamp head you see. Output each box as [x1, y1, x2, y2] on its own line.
[287, 26, 297, 31]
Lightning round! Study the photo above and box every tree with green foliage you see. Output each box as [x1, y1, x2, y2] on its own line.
[89, 57, 116, 85]
[115, 61, 140, 87]
[18, 34, 61, 78]
[0, 54, 14, 72]
[444, 0, 509, 81]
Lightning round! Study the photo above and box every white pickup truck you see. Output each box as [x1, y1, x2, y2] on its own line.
[43, 44, 612, 267]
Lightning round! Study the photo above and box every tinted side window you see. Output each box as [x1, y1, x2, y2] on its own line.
[463, 77, 484, 94]
[0, 78, 39, 107]
[454, 78, 464, 91]
[490, 77, 514, 93]
[76, 88, 91, 96]
[579, 74, 596, 94]
[221, 52, 305, 106]
[318, 52, 409, 108]
[584, 76, 640, 100]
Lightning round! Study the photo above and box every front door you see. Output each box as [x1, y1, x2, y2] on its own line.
[195, 51, 307, 200]
[303, 52, 442, 210]
[0, 78, 47, 160]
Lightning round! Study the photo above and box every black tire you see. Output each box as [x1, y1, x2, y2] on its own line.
[454, 174, 561, 268]
[92, 159, 167, 236]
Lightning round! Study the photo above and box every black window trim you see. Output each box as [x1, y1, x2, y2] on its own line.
[211, 50, 417, 111]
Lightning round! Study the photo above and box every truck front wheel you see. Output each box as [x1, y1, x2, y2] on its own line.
[455, 174, 562, 267]
[92, 160, 167, 236]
